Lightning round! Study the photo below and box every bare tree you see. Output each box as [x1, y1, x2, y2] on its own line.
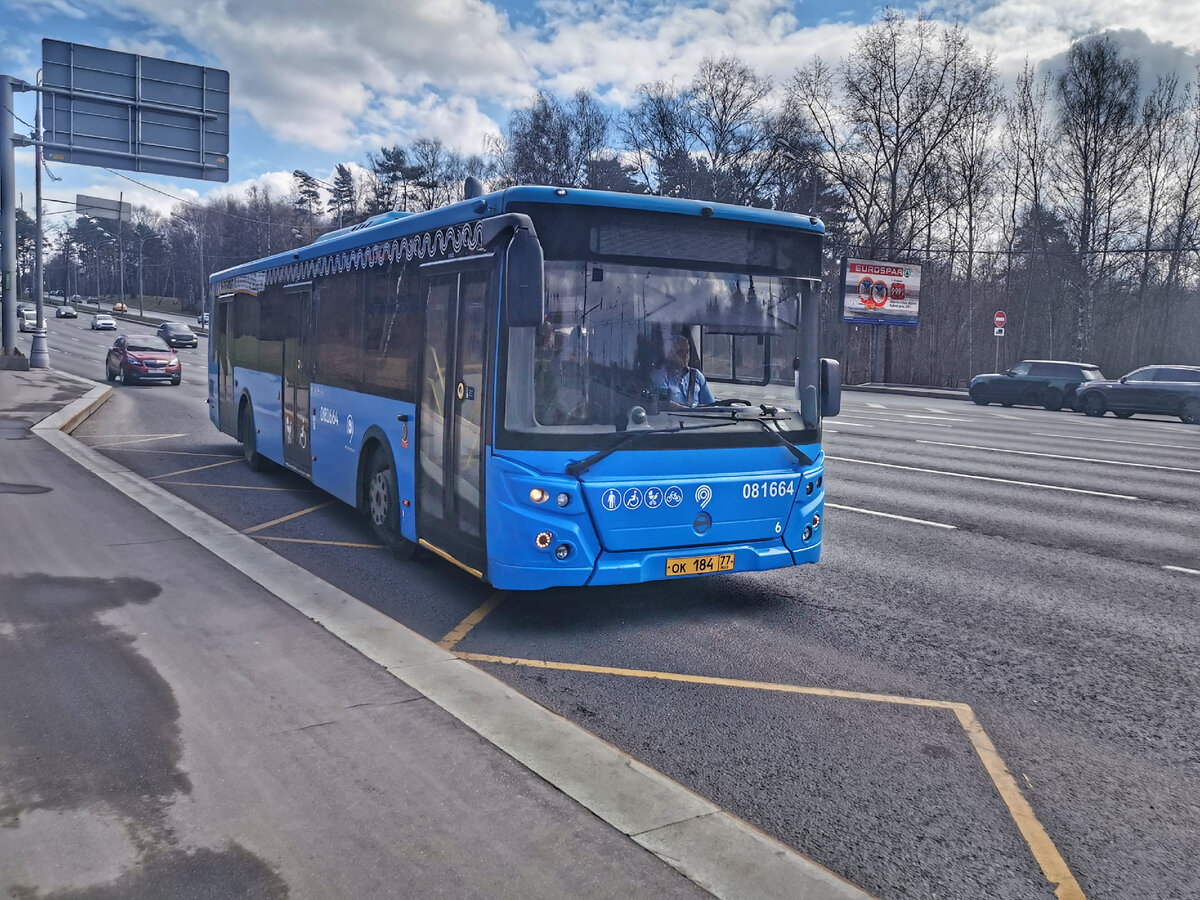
[791, 10, 995, 261]
[1054, 34, 1142, 358]
[789, 9, 996, 380]
[617, 80, 692, 194]
[409, 138, 462, 211]
[686, 55, 775, 204]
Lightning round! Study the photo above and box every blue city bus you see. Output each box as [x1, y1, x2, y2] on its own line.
[207, 182, 840, 589]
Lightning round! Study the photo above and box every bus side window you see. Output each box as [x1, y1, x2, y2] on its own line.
[363, 263, 419, 400]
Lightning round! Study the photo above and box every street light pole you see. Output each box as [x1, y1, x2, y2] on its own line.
[29, 79, 48, 367]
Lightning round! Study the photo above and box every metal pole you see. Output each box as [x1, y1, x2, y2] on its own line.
[119, 191, 130, 314]
[29, 79, 48, 367]
[1, 75, 19, 355]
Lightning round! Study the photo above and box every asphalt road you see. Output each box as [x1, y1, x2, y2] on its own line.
[20, 319, 1200, 900]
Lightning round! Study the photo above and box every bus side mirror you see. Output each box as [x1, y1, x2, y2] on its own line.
[506, 227, 544, 327]
[820, 357, 841, 418]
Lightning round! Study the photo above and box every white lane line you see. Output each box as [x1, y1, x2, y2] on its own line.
[1163, 565, 1200, 576]
[866, 402, 885, 408]
[825, 456, 1140, 500]
[918, 440, 1200, 475]
[902, 414, 971, 422]
[827, 420, 874, 428]
[1032, 432, 1200, 451]
[825, 503, 956, 529]
[837, 414, 952, 427]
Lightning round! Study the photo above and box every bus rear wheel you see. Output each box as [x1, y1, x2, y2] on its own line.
[366, 451, 416, 560]
[240, 403, 265, 471]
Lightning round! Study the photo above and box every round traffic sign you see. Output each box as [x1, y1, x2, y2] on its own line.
[994, 310, 1007, 328]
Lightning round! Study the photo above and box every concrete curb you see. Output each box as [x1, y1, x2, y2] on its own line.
[32, 375, 873, 900]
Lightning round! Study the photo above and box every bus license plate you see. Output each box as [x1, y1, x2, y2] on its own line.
[665, 553, 735, 577]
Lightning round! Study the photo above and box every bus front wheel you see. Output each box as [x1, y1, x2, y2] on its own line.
[366, 451, 416, 560]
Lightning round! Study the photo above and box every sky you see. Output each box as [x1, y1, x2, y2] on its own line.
[2, 0, 1200, 223]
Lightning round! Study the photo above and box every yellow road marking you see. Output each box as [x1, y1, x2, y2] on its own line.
[158, 481, 318, 492]
[103, 447, 240, 457]
[418, 539, 483, 580]
[456, 653, 1085, 900]
[81, 432, 189, 441]
[438, 591, 508, 650]
[153, 458, 243, 479]
[243, 500, 338, 534]
[253, 535, 383, 549]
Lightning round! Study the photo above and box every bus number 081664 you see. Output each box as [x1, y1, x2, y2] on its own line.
[743, 480, 795, 500]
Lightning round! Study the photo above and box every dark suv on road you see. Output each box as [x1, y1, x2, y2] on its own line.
[1074, 365, 1200, 424]
[156, 321, 199, 349]
[969, 360, 1104, 411]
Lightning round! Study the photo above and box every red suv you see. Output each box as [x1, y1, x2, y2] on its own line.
[105, 334, 182, 385]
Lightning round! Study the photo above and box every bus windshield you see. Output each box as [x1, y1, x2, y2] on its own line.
[503, 258, 813, 447]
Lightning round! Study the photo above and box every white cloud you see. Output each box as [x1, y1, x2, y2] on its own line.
[107, 0, 534, 152]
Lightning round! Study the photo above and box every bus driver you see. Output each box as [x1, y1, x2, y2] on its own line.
[652, 334, 715, 409]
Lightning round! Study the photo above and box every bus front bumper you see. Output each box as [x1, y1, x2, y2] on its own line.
[487, 539, 820, 591]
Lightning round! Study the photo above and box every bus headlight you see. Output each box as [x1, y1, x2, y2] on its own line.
[535, 531, 552, 549]
[555, 543, 571, 560]
[556, 492, 571, 508]
[529, 488, 549, 504]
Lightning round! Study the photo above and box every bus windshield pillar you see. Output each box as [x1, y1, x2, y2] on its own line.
[798, 282, 821, 427]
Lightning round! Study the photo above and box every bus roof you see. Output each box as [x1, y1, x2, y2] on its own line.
[210, 185, 825, 284]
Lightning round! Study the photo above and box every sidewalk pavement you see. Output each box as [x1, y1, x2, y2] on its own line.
[0, 368, 870, 900]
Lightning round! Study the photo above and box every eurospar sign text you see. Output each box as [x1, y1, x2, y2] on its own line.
[841, 258, 922, 326]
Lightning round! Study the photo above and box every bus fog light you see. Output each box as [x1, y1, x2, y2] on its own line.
[555, 543, 571, 560]
[805, 482, 814, 495]
[812, 514, 820, 527]
[803, 526, 813, 541]
[535, 531, 552, 549]
[556, 492, 571, 508]
[529, 488, 549, 504]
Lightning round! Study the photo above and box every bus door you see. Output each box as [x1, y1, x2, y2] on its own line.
[214, 297, 237, 434]
[417, 262, 491, 575]
[282, 284, 315, 477]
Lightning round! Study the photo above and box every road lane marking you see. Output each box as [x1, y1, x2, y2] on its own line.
[101, 447, 239, 457]
[1163, 565, 1200, 576]
[159, 481, 319, 492]
[253, 535, 383, 549]
[1032, 432, 1200, 451]
[918, 440, 1200, 475]
[152, 458, 243, 478]
[456, 653, 1085, 900]
[825, 503, 956, 529]
[438, 591, 509, 650]
[825, 456, 1139, 500]
[243, 499, 338, 534]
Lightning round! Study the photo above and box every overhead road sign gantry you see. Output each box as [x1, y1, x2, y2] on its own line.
[40, 39, 230, 183]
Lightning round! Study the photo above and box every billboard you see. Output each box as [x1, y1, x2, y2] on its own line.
[841, 257, 921, 326]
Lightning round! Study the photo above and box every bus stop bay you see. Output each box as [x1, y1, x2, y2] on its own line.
[208, 185, 833, 588]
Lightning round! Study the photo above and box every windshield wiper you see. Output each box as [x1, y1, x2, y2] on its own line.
[565, 421, 736, 477]
[659, 405, 814, 465]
